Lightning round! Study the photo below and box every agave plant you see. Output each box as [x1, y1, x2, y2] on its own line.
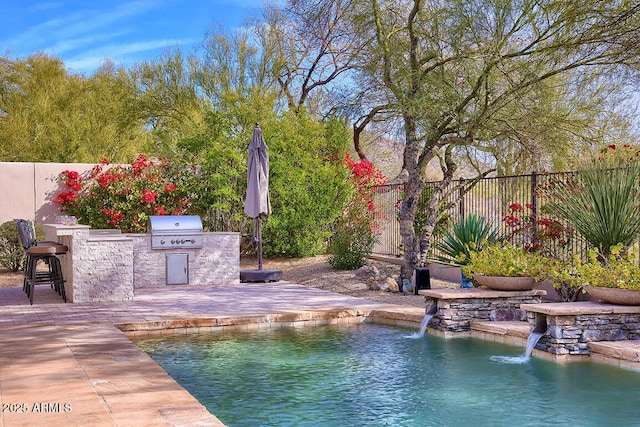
[434, 214, 502, 266]
[544, 159, 640, 258]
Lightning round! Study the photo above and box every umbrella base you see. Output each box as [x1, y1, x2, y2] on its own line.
[240, 269, 283, 283]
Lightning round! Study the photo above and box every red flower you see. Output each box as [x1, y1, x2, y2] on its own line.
[90, 164, 103, 178]
[132, 154, 149, 175]
[508, 202, 523, 212]
[165, 182, 177, 193]
[100, 208, 124, 226]
[502, 214, 520, 227]
[154, 206, 168, 215]
[141, 188, 158, 204]
[53, 191, 78, 205]
[98, 173, 120, 187]
[608, 144, 617, 150]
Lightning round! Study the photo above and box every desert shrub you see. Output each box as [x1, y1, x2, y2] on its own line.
[328, 154, 387, 270]
[543, 145, 640, 258]
[0, 221, 24, 271]
[261, 113, 352, 257]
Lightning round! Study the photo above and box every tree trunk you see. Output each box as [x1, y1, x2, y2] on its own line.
[399, 174, 426, 282]
[398, 116, 427, 282]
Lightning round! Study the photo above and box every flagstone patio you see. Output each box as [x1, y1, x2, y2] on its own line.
[0, 283, 424, 426]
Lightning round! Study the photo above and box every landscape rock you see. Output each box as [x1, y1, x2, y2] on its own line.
[381, 277, 400, 292]
[355, 264, 379, 280]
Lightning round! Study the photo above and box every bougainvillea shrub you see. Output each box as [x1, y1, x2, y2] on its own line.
[328, 154, 387, 269]
[54, 155, 196, 233]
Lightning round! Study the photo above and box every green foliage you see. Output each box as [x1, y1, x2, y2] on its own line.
[328, 225, 377, 270]
[0, 221, 24, 271]
[461, 243, 548, 281]
[434, 214, 501, 265]
[0, 54, 146, 163]
[262, 113, 351, 257]
[543, 151, 640, 258]
[183, 110, 249, 232]
[549, 244, 640, 292]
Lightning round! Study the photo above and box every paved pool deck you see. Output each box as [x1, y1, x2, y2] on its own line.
[0, 283, 424, 427]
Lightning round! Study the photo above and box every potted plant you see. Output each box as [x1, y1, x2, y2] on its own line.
[461, 243, 548, 290]
[558, 244, 640, 305]
[433, 214, 501, 288]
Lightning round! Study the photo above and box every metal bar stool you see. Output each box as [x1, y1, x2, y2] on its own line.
[14, 219, 68, 304]
[24, 245, 68, 304]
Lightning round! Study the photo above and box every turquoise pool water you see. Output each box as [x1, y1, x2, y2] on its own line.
[135, 324, 640, 427]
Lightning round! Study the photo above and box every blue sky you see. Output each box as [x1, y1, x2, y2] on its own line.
[1, 0, 264, 75]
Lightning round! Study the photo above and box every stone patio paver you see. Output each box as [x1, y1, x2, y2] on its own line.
[0, 282, 421, 426]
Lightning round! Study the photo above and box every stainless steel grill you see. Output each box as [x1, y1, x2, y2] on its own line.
[148, 215, 203, 250]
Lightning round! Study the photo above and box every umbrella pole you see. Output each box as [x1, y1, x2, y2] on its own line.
[256, 217, 263, 270]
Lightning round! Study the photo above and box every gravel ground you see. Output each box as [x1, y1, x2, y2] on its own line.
[0, 256, 459, 308]
[241, 255, 458, 308]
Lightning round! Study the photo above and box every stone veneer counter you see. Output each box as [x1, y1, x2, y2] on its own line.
[44, 224, 240, 303]
[44, 224, 134, 303]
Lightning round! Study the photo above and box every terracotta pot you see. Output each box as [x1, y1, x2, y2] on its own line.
[473, 275, 537, 291]
[584, 285, 640, 305]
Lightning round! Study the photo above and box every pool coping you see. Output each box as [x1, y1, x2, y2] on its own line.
[0, 282, 425, 426]
[1, 282, 638, 426]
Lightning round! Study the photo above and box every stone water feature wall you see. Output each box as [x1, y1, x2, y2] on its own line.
[421, 289, 546, 333]
[523, 303, 640, 355]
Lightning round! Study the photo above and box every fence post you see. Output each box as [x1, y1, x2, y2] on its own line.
[530, 171, 538, 246]
[458, 178, 465, 219]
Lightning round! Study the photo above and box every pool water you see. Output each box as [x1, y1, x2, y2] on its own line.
[135, 324, 640, 427]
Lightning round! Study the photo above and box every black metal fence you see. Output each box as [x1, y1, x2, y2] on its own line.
[372, 171, 590, 259]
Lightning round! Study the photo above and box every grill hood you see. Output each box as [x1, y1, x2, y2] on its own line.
[147, 215, 203, 249]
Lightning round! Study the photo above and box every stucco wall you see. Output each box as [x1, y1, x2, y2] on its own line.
[0, 162, 98, 225]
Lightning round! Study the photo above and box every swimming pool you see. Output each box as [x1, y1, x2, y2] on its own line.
[135, 324, 640, 426]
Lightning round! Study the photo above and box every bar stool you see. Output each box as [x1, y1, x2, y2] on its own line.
[13, 219, 68, 304]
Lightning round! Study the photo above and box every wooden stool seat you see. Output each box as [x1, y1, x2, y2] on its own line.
[27, 244, 68, 255]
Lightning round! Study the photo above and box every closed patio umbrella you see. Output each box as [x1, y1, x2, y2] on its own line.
[240, 123, 281, 282]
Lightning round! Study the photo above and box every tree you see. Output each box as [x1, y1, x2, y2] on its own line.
[258, 0, 361, 116]
[348, 0, 640, 280]
[0, 54, 146, 162]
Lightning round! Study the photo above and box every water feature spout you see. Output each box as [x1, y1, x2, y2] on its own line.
[525, 319, 547, 359]
[415, 303, 437, 337]
[425, 303, 437, 315]
[491, 318, 546, 363]
[533, 318, 547, 334]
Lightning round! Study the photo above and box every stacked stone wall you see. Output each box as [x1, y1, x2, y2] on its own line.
[427, 294, 544, 333]
[527, 311, 640, 355]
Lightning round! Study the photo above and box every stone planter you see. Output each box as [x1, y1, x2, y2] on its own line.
[474, 275, 537, 291]
[584, 285, 640, 306]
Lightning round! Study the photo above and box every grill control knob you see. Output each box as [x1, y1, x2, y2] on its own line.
[160, 239, 165, 244]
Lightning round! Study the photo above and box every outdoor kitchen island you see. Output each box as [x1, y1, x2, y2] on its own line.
[43, 222, 240, 303]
